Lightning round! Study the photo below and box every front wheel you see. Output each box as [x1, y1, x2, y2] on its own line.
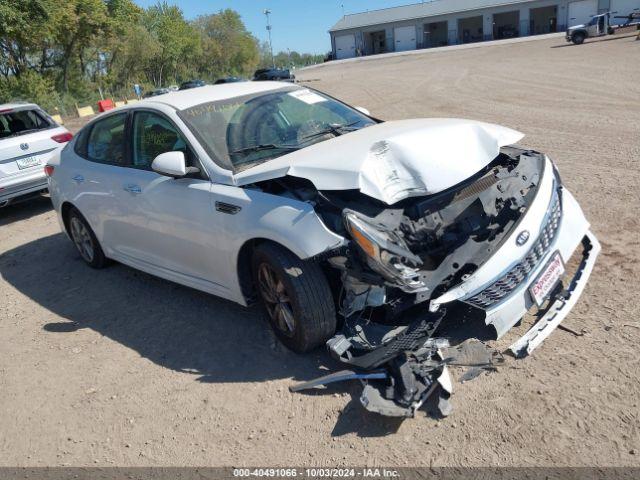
[252, 243, 336, 353]
[572, 32, 585, 44]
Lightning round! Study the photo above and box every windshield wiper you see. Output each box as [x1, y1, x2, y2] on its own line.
[299, 121, 361, 142]
[230, 143, 300, 156]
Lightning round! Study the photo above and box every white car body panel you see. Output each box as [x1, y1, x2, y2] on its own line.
[234, 118, 524, 204]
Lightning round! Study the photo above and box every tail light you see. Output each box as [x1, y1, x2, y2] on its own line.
[44, 165, 55, 177]
[51, 132, 73, 143]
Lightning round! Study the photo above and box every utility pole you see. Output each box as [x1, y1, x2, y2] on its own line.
[264, 9, 275, 68]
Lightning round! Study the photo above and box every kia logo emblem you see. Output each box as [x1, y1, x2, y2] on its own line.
[20, 143, 29, 151]
[516, 230, 530, 246]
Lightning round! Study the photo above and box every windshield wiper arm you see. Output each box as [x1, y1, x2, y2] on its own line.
[300, 121, 360, 141]
[230, 143, 300, 156]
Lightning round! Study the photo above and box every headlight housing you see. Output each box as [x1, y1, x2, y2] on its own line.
[343, 210, 428, 292]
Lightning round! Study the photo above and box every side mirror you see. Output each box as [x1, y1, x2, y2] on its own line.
[355, 106, 370, 116]
[151, 151, 187, 177]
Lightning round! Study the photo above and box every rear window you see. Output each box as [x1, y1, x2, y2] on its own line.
[0, 109, 52, 139]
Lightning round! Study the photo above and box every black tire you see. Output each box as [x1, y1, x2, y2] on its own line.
[252, 243, 336, 353]
[572, 32, 585, 44]
[67, 207, 108, 269]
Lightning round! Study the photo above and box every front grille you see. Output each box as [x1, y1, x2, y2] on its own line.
[465, 187, 562, 309]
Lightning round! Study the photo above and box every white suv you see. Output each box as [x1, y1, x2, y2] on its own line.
[0, 103, 72, 207]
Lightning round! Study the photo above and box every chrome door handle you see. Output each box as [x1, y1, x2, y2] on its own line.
[123, 184, 142, 194]
[72, 174, 84, 183]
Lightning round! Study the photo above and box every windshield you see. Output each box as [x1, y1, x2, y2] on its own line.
[0, 108, 52, 139]
[178, 87, 376, 171]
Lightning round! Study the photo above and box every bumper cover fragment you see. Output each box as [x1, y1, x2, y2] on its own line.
[509, 231, 601, 357]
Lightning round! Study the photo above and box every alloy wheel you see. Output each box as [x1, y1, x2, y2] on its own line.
[257, 263, 296, 337]
[70, 216, 95, 263]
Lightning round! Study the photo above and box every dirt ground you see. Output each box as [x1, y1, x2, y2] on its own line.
[1, 34, 639, 468]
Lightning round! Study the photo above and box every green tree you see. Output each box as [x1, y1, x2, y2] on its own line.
[193, 9, 259, 79]
[0, 0, 52, 76]
[142, 2, 200, 87]
[54, 0, 109, 91]
[0, 0, 322, 115]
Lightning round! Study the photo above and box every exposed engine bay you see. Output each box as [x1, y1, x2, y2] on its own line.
[249, 146, 547, 417]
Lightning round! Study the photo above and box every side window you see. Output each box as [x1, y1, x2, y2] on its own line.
[131, 111, 196, 169]
[86, 113, 127, 165]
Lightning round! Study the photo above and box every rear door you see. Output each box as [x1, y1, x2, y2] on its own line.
[62, 112, 130, 248]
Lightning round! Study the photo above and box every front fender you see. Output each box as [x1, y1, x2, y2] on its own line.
[211, 184, 345, 304]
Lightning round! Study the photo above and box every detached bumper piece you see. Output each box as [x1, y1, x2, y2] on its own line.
[290, 309, 501, 418]
[509, 231, 601, 357]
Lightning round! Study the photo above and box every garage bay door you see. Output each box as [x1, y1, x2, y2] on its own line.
[394, 26, 416, 52]
[335, 34, 356, 59]
[610, 0, 640, 20]
[568, 0, 598, 27]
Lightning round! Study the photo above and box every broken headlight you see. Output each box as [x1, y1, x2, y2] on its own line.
[343, 210, 428, 292]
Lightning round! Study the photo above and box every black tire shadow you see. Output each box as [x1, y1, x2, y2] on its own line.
[0, 195, 52, 226]
[0, 232, 328, 385]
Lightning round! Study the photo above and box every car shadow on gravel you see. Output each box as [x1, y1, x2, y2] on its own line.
[0, 196, 52, 226]
[1, 232, 427, 436]
[1, 232, 328, 384]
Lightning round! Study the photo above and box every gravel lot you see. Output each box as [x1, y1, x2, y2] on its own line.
[1, 34, 639, 467]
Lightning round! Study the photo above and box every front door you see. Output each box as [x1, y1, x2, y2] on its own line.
[108, 110, 229, 295]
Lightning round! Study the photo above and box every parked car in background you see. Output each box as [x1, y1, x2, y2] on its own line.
[214, 77, 246, 84]
[179, 80, 206, 90]
[0, 103, 72, 207]
[143, 88, 171, 98]
[167, 85, 179, 91]
[47, 82, 599, 419]
[253, 68, 295, 82]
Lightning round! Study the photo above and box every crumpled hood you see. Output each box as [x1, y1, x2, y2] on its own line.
[233, 118, 524, 204]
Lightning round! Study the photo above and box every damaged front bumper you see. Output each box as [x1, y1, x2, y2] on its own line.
[509, 230, 600, 357]
[291, 155, 600, 418]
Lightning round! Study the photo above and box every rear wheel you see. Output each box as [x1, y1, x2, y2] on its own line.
[68, 208, 107, 269]
[252, 243, 336, 353]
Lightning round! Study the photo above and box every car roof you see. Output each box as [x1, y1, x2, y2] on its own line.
[137, 81, 295, 111]
[0, 102, 40, 111]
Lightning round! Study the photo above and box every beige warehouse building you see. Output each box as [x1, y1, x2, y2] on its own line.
[329, 0, 640, 58]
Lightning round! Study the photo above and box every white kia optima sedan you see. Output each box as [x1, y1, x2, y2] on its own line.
[1, 103, 72, 207]
[47, 82, 600, 416]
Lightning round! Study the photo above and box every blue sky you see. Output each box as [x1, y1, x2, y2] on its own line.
[133, 0, 416, 54]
